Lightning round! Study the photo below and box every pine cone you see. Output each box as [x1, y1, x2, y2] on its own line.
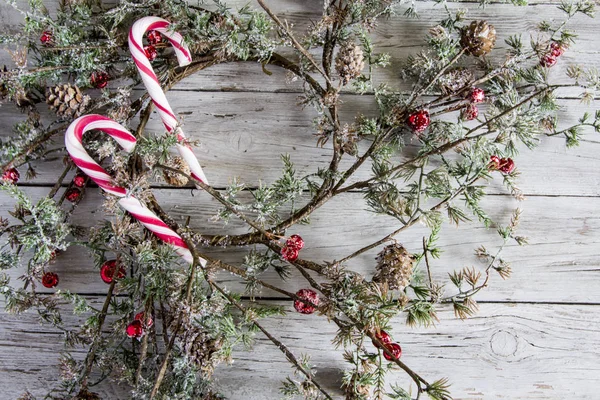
[180, 327, 223, 375]
[460, 21, 496, 57]
[46, 84, 90, 118]
[437, 68, 474, 95]
[336, 42, 365, 85]
[373, 243, 414, 290]
[162, 156, 190, 187]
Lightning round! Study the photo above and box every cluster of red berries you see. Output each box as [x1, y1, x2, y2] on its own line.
[372, 330, 402, 361]
[489, 155, 515, 174]
[406, 109, 430, 133]
[40, 30, 53, 46]
[90, 71, 110, 89]
[293, 288, 319, 314]
[280, 234, 304, 262]
[540, 42, 565, 68]
[144, 30, 163, 62]
[126, 312, 154, 338]
[1, 168, 20, 184]
[100, 259, 126, 284]
[64, 170, 87, 203]
[461, 87, 486, 121]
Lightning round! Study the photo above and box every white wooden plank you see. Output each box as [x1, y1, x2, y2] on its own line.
[0, 302, 598, 399]
[1, 188, 598, 303]
[3, 94, 600, 196]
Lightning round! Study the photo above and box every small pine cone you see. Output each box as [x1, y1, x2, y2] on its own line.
[180, 327, 223, 375]
[46, 84, 90, 118]
[460, 21, 496, 57]
[437, 68, 474, 95]
[373, 243, 414, 290]
[335, 42, 365, 85]
[162, 156, 191, 186]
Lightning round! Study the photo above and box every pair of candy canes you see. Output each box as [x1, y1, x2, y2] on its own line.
[65, 17, 205, 266]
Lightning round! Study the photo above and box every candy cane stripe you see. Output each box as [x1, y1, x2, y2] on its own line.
[66, 115, 202, 267]
[129, 16, 208, 185]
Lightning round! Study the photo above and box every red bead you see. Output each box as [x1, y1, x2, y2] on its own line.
[461, 104, 479, 121]
[41, 272, 59, 288]
[498, 157, 515, 174]
[286, 234, 304, 250]
[2, 168, 19, 184]
[550, 42, 564, 57]
[134, 312, 154, 329]
[294, 289, 319, 314]
[72, 174, 86, 188]
[65, 187, 81, 203]
[281, 245, 299, 262]
[126, 320, 144, 338]
[100, 260, 126, 284]
[372, 330, 393, 348]
[144, 45, 157, 61]
[40, 31, 53, 46]
[469, 87, 485, 103]
[540, 55, 557, 68]
[90, 71, 109, 89]
[406, 110, 430, 133]
[383, 342, 402, 361]
[147, 30, 162, 45]
[489, 155, 501, 170]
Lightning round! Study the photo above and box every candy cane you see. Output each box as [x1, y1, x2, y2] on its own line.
[128, 16, 209, 185]
[65, 114, 205, 266]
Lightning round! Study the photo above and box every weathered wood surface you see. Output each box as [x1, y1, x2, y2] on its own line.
[1, 0, 600, 399]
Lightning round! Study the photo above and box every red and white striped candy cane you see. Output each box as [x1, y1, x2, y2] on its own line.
[128, 16, 209, 185]
[65, 114, 204, 266]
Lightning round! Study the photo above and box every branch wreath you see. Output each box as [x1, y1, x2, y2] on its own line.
[0, 1, 598, 399]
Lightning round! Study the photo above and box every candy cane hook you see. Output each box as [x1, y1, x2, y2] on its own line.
[129, 16, 209, 185]
[65, 114, 204, 266]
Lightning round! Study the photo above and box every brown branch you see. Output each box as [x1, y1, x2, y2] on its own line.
[256, 0, 333, 87]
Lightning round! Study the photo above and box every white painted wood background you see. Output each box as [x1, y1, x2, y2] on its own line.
[1, 1, 599, 399]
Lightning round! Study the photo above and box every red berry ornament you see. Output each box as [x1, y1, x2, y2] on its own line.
[90, 71, 109, 89]
[498, 157, 515, 174]
[41, 272, 59, 288]
[126, 320, 144, 338]
[406, 110, 430, 133]
[100, 260, 126, 284]
[134, 312, 154, 329]
[550, 42, 564, 57]
[65, 187, 81, 203]
[469, 87, 485, 103]
[72, 173, 86, 188]
[147, 30, 162, 45]
[540, 54, 557, 68]
[383, 342, 402, 361]
[489, 155, 501, 170]
[2, 168, 20, 184]
[294, 289, 320, 314]
[144, 45, 157, 61]
[372, 330, 393, 348]
[281, 245, 299, 262]
[286, 234, 304, 250]
[461, 104, 479, 121]
[40, 31, 53, 46]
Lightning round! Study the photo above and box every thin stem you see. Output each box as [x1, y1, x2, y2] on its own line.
[256, 0, 334, 87]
